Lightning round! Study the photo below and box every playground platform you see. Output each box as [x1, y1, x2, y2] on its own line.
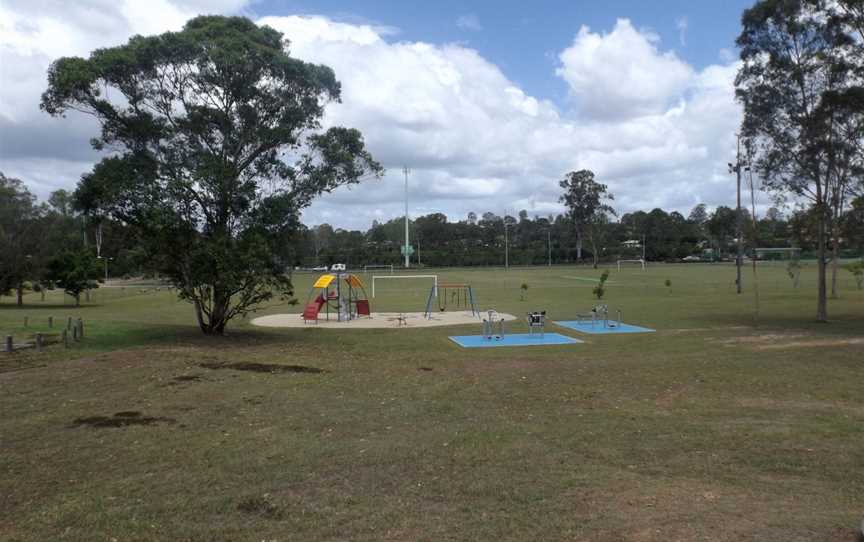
[251, 311, 516, 329]
[449, 333, 582, 348]
[554, 321, 655, 334]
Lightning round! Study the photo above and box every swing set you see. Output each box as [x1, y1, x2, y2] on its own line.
[423, 283, 478, 318]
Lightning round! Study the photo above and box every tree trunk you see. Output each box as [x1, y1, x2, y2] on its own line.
[829, 234, 839, 299]
[16, 283, 23, 307]
[74, 293, 80, 307]
[196, 289, 230, 335]
[816, 207, 828, 323]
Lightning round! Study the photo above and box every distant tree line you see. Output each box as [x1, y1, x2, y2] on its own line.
[294, 199, 863, 269]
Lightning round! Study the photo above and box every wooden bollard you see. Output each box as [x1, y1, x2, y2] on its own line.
[62, 329, 69, 348]
[48, 316, 53, 328]
[35, 333, 43, 352]
[24, 316, 28, 328]
[4, 336, 12, 353]
[67, 317, 72, 330]
[72, 325, 79, 342]
[77, 319, 84, 339]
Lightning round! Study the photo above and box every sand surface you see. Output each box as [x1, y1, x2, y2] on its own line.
[251, 310, 517, 329]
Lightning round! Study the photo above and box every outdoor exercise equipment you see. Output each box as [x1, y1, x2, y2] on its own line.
[424, 283, 478, 318]
[575, 304, 622, 329]
[482, 309, 505, 340]
[302, 273, 370, 324]
[527, 311, 546, 337]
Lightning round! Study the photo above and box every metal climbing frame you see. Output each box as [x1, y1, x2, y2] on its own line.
[527, 311, 546, 337]
[576, 304, 622, 328]
[482, 310, 504, 340]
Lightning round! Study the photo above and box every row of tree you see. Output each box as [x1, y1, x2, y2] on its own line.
[300, 200, 864, 268]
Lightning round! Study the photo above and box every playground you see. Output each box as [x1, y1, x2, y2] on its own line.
[1, 263, 863, 541]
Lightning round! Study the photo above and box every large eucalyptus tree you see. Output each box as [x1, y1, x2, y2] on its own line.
[42, 16, 382, 334]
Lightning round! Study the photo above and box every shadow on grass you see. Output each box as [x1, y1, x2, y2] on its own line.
[71, 411, 176, 428]
[199, 362, 325, 374]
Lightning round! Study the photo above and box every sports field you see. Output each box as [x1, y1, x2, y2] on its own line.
[1, 263, 862, 541]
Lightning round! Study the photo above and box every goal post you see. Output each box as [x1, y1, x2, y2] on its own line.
[617, 259, 646, 271]
[363, 264, 394, 274]
[371, 274, 438, 298]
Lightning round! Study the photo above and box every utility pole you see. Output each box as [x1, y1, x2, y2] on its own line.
[728, 135, 745, 294]
[504, 210, 509, 270]
[547, 229, 552, 267]
[403, 166, 410, 269]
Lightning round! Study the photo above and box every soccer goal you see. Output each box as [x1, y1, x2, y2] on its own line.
[371, 274, 438, 298]
[617, 259, 646, 271]
[363, 264, 394, 274]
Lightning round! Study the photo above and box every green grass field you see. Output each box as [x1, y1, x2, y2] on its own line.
[1, 263, 862, 541]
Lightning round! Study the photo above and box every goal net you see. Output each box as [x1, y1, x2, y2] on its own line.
[371, 275, 438, 298]
[363, 264, 394, 274]
[617, 259, 646, 271]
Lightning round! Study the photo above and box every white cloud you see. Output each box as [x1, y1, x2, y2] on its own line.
[455, 14, 482, 31]
[0, 6, 751, 231]
[556, 19, 693, 120]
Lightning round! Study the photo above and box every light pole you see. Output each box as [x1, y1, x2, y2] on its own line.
[728, 135, 750, 295]
[98, 256, 113, 283]
[503, 211, 509, 271]
[547, 229, 552, 267]
[403, 166, 410, 269]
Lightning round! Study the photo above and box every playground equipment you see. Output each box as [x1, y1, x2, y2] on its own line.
[424, 283, 478, 318]
[526, 311, 546, 337]
[575, 304, 622, 329]
[302, 273, 370, 324]
[482, 309, 505, 340]
[372, 274, 437, 298]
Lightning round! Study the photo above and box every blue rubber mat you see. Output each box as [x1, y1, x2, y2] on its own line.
[449, 333, 582, 348]
[554, 321, 655, 334]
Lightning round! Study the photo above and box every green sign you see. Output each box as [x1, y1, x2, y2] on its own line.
[400, 245, 415, 256]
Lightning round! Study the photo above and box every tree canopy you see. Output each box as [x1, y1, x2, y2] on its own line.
[41, 15, 382, 334]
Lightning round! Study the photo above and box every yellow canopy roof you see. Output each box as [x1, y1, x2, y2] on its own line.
[346, 274, 364, 288]
[313, 274, 336, 289]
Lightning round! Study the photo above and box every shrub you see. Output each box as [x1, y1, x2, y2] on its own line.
[844, 261, 864, 290]
[593, 270, 610, 299]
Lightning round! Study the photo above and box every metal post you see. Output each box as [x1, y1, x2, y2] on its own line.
[403, 165, 410, 269]
[547, 229, 551, 267]
[24, 316, 28, 328]
[48, 316, 53, 328]
[504, 211, 509, 271]
[63, 329, 69, 348]
[77, 318, 84, 339]
[730, 135, 743, 294]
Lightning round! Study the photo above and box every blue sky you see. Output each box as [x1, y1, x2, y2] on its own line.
[0, 0, 759, 229]
[257, 0, 752, 106]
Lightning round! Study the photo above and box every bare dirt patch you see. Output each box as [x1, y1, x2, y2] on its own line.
[71, 411, 176, 428]
[713, 332, 864, 350]
[237, 495, 284, 520]
[199, 362, 325, 374]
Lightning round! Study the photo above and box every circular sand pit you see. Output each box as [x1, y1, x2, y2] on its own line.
[251, 311, 516, 329]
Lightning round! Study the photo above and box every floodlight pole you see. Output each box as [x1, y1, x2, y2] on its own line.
[403, 165, 410, 269]
[504, 210, 509, 271]
[728, 136, 743, 295]
[547, 229, 552, 267]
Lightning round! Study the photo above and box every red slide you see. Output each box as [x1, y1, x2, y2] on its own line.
[302, 294, 328, 323]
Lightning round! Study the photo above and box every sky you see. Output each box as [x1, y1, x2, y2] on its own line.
[0, 0, 760, 230]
